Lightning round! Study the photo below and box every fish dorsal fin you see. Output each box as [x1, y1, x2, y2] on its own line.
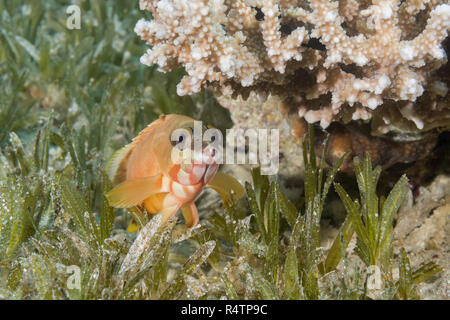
[105, 116, 167, 185]
[105, 145, 133, 185]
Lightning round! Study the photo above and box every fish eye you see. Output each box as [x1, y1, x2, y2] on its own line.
[204, 128, 221, 146]
[171, 130, 190, 147]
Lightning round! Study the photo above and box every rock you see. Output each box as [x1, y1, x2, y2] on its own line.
[394, 174, 450, 299]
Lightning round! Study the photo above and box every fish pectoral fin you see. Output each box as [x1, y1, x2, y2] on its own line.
[106, 175, 162, 208]
[181, 203, 199, 227]
[159, 205, 180, 224]
[206, 172, 244, 203]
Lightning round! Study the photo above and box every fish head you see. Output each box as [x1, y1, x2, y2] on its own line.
[161, 117, 221, 186]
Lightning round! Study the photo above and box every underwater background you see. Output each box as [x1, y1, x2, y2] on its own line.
[0, 0, 448, 300]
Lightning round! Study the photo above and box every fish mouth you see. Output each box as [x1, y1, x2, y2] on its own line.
[176, 146, 219, 185]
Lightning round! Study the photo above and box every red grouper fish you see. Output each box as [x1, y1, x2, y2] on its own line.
[105, 114, 244, 228]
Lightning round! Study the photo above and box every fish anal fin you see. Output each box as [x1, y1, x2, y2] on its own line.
[159, 205, 180, 224]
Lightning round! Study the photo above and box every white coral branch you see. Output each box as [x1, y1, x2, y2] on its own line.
[135, 0, 450, 130]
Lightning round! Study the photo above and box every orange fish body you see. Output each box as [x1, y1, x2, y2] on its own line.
[105, 114, 243, 227]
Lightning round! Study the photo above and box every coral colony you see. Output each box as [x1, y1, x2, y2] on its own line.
[135, 0, 450, 137]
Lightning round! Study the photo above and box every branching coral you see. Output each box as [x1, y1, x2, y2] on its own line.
[135, 0, 450, 136]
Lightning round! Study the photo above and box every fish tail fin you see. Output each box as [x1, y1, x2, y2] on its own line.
[127, 217, 140, 233]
